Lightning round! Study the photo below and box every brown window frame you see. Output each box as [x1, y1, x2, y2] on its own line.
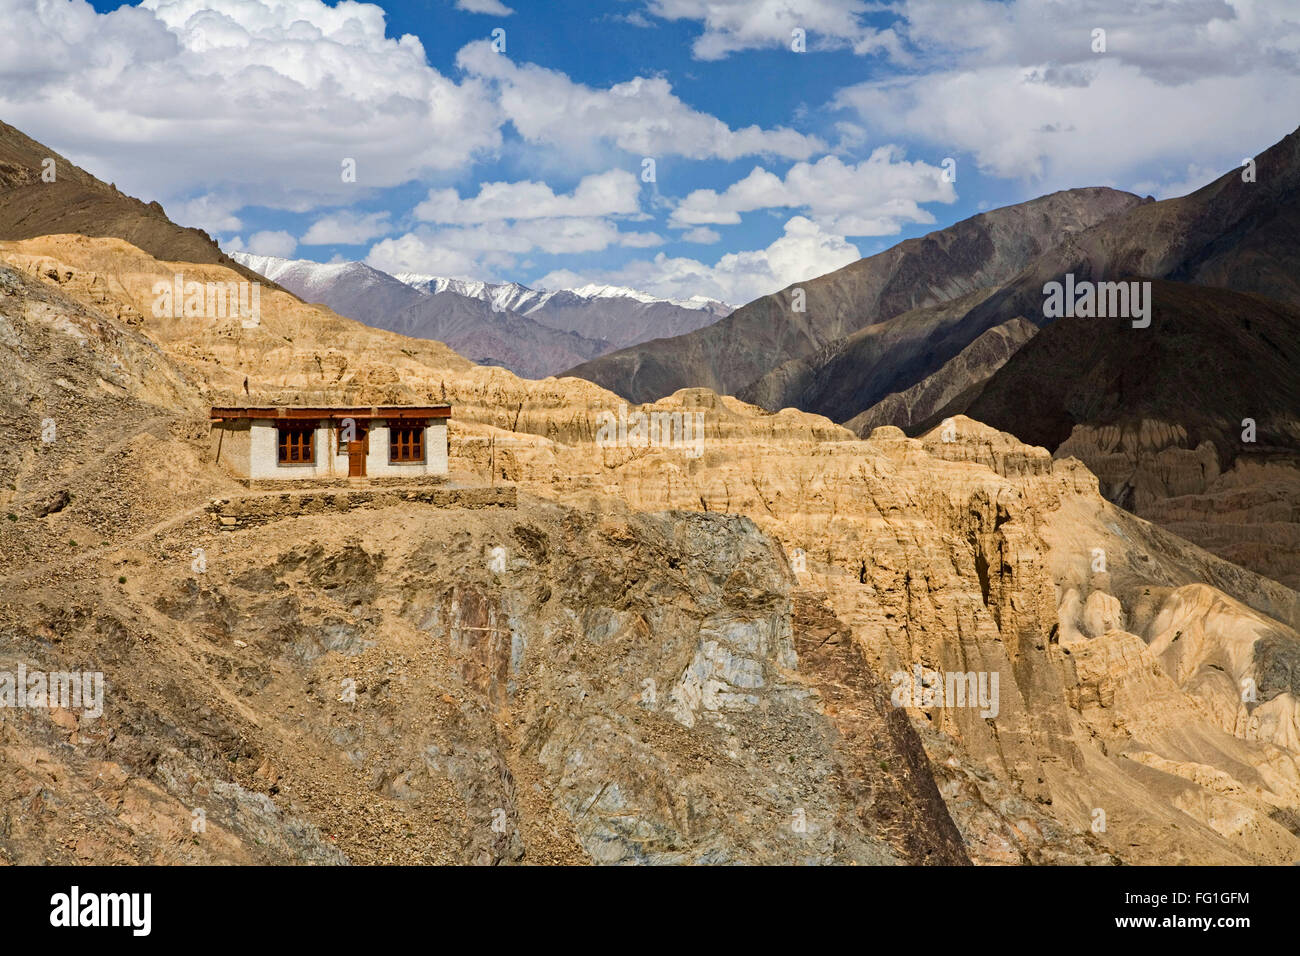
[389, 422, 426, 463]
[276, 422, 316, 465]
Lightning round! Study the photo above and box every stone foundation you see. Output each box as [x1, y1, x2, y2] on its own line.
[209, 484, 517, 529]
[238, 475, 452, 491]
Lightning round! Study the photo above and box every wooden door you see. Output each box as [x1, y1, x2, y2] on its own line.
[346, 424, 368, 477]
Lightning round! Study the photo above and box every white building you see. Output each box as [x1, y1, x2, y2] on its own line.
[210, 405, 450, 481]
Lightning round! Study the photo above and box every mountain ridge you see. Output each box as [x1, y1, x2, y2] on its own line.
[562, 186, 1147, 403]
[0, 118, 282, 293]
[231, 252, 729, 377]
[392, 271, 732, 315]
[230, 251, 610, 379]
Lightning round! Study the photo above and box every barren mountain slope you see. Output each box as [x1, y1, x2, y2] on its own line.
[465, 404, 1300, 864]
[389, 272, 730, 348]
[732, 127, 1300, 429]
[739, 286, 1004, 420]
[0, 234, 847, 443]
[950, 124, 1300, 345]
[0, 119, 275, 292]
[564, 187, 1144, 403]
[230, 255, 429, 324]
[0, 252, 967, 865]
[846, 318, 1038, 434]
[510, 287, 728, 348]
[387, 291, 609, 378]
[5, 237, 1300, 865]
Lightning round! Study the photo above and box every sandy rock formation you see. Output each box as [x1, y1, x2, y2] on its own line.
[4, 236, 1300, 866]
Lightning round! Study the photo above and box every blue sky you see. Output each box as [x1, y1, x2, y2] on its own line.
[7, 0, 1300, 304]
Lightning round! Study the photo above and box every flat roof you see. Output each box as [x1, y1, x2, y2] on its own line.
[211, 405, 451, 421]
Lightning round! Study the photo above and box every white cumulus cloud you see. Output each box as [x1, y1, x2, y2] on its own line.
[670, 148, 956, 235]
[367, 217, 662, 279]
[835, 0, 1300, 193]
[681, 226, 721, 244]
[301, 211, 394, 246]
[455, 0, 514, 15]
[0, 0, 502, 212]
[227, 229, 298, 258]
[645, 0, 906, 60]
[415, 170, 642, 223]
[538, 215, 860, 305]
[456, 39, 824, 161]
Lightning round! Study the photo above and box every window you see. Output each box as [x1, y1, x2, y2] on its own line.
[390, 423, 425, 463]
[277, 423, 315, 464]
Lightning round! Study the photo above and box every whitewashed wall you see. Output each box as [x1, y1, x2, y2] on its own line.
[248, 419, 331, 479]
[216, 417, 448, 480]
[366, 419, 448, 477]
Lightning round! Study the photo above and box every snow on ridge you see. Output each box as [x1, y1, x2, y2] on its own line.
[228, 255, 732, 314]
[392, 274, 540, 313]
[230, 252, 366, 284]
[393, 272, 730, 313]
[545, 282, 730, 312]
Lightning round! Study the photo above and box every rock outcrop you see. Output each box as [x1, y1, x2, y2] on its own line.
[4, 235, 1300, 866]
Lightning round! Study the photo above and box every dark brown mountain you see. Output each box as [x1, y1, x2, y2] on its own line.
[844, 316, 1037, 434]
[784, 125, 1300, 426]
[0, 118, 275, 290]
[936, 280, 1300, 456]
[738, 286, 1005, 419]
[562, 187, 1145, 403]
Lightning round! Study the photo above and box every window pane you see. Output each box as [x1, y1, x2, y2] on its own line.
[278, 425, 315, 464]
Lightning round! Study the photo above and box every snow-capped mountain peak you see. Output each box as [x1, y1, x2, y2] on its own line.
[391, 274, 538, 313]
[391, 273, 731, 315]
[229, 252, 391, 300]
[228, 252, 733, 368]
